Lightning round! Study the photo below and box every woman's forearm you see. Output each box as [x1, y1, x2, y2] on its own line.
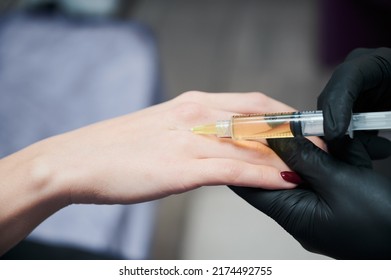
[0, 141, 69, 255]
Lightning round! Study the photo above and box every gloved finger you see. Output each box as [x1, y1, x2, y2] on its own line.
[329, 132, 391, 166]
[344, 48, 374, 61]
[229, 185, 317, 234]
[267, 137, 347, 197]
[318, 64, 380, 140]
[354, 132, 391, 160]
[326, 136, 372, 169]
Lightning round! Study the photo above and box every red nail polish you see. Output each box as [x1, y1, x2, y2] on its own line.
[280, 171, 303, 184]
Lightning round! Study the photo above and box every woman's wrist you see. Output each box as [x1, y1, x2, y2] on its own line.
[0, 139, 70, 255]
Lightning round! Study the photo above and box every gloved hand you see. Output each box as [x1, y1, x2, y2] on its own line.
[318, 47, 391, 141]
[231, 135, 391, 259]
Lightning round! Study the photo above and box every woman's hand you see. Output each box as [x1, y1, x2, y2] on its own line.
[38, 91, 303, 205]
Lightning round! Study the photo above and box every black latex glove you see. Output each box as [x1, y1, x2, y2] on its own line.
[231, 135, 391, 259]
[318, 47, 391, 141]
[318, 47, 391, 161]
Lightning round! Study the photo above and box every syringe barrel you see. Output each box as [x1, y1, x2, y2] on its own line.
[213, 110, 391, 140]
[298, 111, 325, 137]
[300, 111, 391, 137]
[351, 111, 391, 131]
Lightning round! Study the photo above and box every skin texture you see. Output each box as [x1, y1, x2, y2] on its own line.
[0, 91, 318, 256]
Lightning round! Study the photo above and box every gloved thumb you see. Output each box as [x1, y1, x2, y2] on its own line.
[267, 137, 343, 196]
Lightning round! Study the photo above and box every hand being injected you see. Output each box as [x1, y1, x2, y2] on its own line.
[0, 91, 301, 256]
[231, 48, 391, 259]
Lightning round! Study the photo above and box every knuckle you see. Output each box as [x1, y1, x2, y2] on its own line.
[176, 91, 206, 102]
[246, 92, 272, 108]
[222, 163, 244, 184]
[171, 102, 206, 122]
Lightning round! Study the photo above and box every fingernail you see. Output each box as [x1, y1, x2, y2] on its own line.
[280, 171, 303, 184]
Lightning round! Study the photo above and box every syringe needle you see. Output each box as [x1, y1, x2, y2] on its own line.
[191, 124, 217, 135]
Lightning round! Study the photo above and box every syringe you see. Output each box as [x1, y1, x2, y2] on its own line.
[191, 110, 391, 140]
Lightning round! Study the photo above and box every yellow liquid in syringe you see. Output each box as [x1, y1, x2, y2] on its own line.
[231, 119, 294, 140]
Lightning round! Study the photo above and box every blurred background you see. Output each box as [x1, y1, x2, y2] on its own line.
[1, 0, 390, 260]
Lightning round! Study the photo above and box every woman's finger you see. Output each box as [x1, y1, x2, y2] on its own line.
[189, 158, 297, 189]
